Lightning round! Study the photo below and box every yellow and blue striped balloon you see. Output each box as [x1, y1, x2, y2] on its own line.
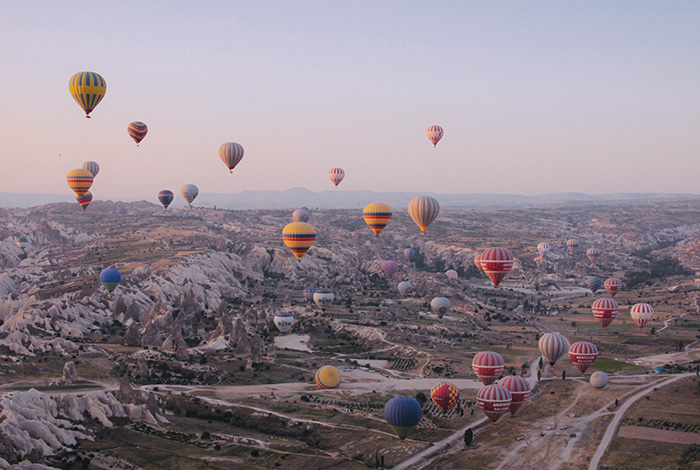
[282, 222, 316, 263]
[66, 168, 94, 197]
[69, 72, 106, 118]
[128, 122, 148, 146]
[362, 202, 392, 237]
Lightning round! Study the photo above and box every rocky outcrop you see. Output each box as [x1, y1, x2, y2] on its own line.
[62, 361, 77, 383]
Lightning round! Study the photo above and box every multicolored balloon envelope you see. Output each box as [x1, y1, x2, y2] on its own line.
[408, 196, 440, 234]
[273, 312, 295, 333]
[313, 289, 334, 311]
[472, 351, 505, 385]
[128, 122, 148, 146]
[329, 168, 345, 187]
[180, 184, 199, 205]
[315, 365, 341, 389]
[630, 303, 654, 329]
[592, 297, 619, 328]
[537, 242, 551, 257]
[430, 381, 460, 413]
[219, 142, 244, 172]
[158, 190, 174, 209]
[538, 332, 569, 366]
[99, 268, 121, 293]
[480, 247, 514, 288]
[403, 248, 415, 261]
[585, 276, 603, 293]
[430, 297, 450, 318]
[384, 396, 422, 440]
[604, 278, 622, 298]
[81, 161, 100, 177]
[427, 125, 444, 147]
[477, 384, 512, 423]
[69, 71, 106, 118]
[66, 169, 94, 197]
[16, 237, 29, 250]
[282, 222, 316, 262]
[363, 202, 392, 237]
[76, 191, 92, 211]
[566, 239, 579, 254]
[382, 260, 399, 278]
[587, 248, 601, 264]
[498, 376, 530, 415]
[569, 341, 599, 374]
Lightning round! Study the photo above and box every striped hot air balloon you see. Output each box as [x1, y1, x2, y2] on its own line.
[81, 161, 100, 177]
[477, 384, 512, 423]
[69, 72, 106, 118]
[382, 260, 399, 278]
[566, 239, 579, 254]
[587, 248, 601, 264]
[630, 303, 654, 329]
[76, 191, 92, 211]
[282, 222, 316, 263]
[66, 169, 94, 197]
[585, 276, 603, 293]
[219, 142, 244, 172]
[569, 341, 599, 374]
[538, 332, 569, 366]
[408, 196, 440, 234]
[158, 190, 174, 209]
[127, 122, 148, 146]
[292, 207, 311, 222]
[474, 253, 484, 273]
[329, 168, 345, 187]
[404, 248, 415, 261]
[604, 278, 622, 298]
[363, 202, 392, 237]
[472, 351, 505, 386]
[99, 268, 121, 293]
[480, 247, 514, 288]
[537, 242, 551, 257]
[430, 297, 451, 318]
[315, 365, 341, 389]
[427, 125, 444, 147]
[592, 297, 619, 328]
[384, 397, 422, 440]
[430, 381, 460, 413]
[498, 376, 530, 416]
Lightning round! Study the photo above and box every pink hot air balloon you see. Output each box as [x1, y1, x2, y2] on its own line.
[329, 168, 345, 188]
[592, 297, 619, 329]
[427, 125, 444, 147]
[445, 269, 458, 280]
[382, 260, 399, 278]
[477, 384, 512, 423]
[630, 303, 654, 329]
[569, 341, 599, 374]
[472, 351, 505, 386]
[498, 376, 530, 416]
[604, 278, 622, 298]
[480, 247, 514, 288]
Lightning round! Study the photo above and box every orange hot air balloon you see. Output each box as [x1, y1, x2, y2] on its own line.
[362, 202, 392, 237]
[480, 247, 514, 288]
[430, 382, 460, 413]
[66, 169, 94, 197]
[282, 222, 316, 263]
[408, 196, 440, 234]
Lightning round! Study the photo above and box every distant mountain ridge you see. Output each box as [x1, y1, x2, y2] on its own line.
[2, 190, 699, 210]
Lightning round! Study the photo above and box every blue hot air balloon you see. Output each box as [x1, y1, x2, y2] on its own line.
[384, 397, 422, 440]
[403, 248, 415, 261]
[99, 268, 122, 293]
[585, 276, 602, 293]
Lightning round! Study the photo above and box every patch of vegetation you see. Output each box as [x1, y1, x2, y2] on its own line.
[625, 257, 693, 288]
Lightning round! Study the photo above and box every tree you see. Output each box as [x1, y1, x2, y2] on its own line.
[464, 428, 474, 446]
[537, 370, 542, 381]
[562, 370, 566, 380]
[415, 391, 427, 405]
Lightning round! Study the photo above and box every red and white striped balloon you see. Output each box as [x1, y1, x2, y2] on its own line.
[474, 253, 483, 273]
[480, 247, 514, 288]
[427, 125, 444, 147]
[538, 332, 569, 366]
[630, 303, 654, 329]
[472, 351, 505, 385]
[477, 384, 512, 423]
[219, 142, 244, 173]
[604, 278, 622, 298]
[498, 376, 530, 416]
[329, 168, 345, 187]
[569, 341, 599, 374]
[592, 297, 619, 328]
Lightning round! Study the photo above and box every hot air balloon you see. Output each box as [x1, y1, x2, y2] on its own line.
[592, 297, 619, 328]
[566, 239, 579, 254]
[303, 287, 317, 301]
[403, 248, 415, 261]
[430, 297, 451, 318]
[589, 371, 608, 388]
[427, 125, 444, 147]
[430, 382, 460, 413]
[382, 260, 399, 278]
[292, 207, 311, 222]
[68, 72, 106, 118]
[99, 268, 121, 293]
[604, 278, 622, 298]
[474, 253, 484, 273]
[538, 333, 569, 366]
[76, 191, 92, 211]
[408, 196, 440, 234]
[630, 303, 654, 329]
[81, 161, 100, 177]
[313, 289, 334, 311]
[537, 242, 551, 257]
[127, 122, 148, 146]
[445, 269, 459, 280]
[586, 248, 601, 265]
[398, 281, 414, 296]
[66, 169, 94, 197]
[158, 190, 174, 209]
[476, 384, 512, 423]
[480, 247, 514, 288]
[282, 222, 316, 263]
[315, 365, 341, 389]
[472, 351, 505, 385]
[585, 276, 603, 293]
[329, 168, 345, 188]
[180, 184, 199, 206]
[16, 237, 29, 250]
[219, 142, 244, 173]
[569, 341, 599, 374]
[363, 202, 392, 237]
[384, 396, 422, 440]
[274, 312, 295, 333]
[498, 376, 530, 416]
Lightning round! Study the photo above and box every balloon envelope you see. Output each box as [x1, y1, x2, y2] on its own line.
[274, 312, 295, 333]
[427, 125, 444, 147]
[329, 168, 345, 187]
[363, 202, 392, 237]
[604, 278, 622, 298]
[158, 190, 174, 209]
[313, 289, 334, 310]
[538, 332, 569, 366]
[219, 142, 244, 172]
[430, 382, 460, 413]
[282, 222, 316, 262]
[398, 281, 414, 296]
[384, 397, 422, 440]
[66, 169, 94, 197]
[586, 248, 601, 264]
[76, 191, 92, 211]
[630, 303, 654, 328]
[430, 297, 450, 318]
[569, 341, 599, 374]
[303, 287, 317, 301]
[69, 72, 106, 117]
[472, 351, 505, 385]
[445, 269, 458, 280]
[592, 297, 619, 328]
[403, 248, 415, 261]
[180, 184, 199, 205]
[81, 161, 100, 177]
[315, 365, 341, 389]
[292, 207, 311, 223]
[498, 376, 530, 415]
[477, 384, 512, 423]
[408, 196, 440, 234]
[480, 247, 514, 288]
[16, 237, 29, 250]
[99, 268, 121, 293]
[566, 239, 579, 254]
[382, 260, 399, 278]
[128, 121, 148, 145]
[589, 371, 608, 388]
[585, 276, 603, 293]
[537, 242, 551, 257]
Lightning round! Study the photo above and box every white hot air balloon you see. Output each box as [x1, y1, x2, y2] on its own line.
[274, 312, 295, 333]
[430, 297, 450, 318]
[398, 281, 414, 296]
[313, 289, 334, 311]
[180, 184, 199, 206]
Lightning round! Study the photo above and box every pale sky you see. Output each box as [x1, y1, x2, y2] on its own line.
[2, 1, 700, 199]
